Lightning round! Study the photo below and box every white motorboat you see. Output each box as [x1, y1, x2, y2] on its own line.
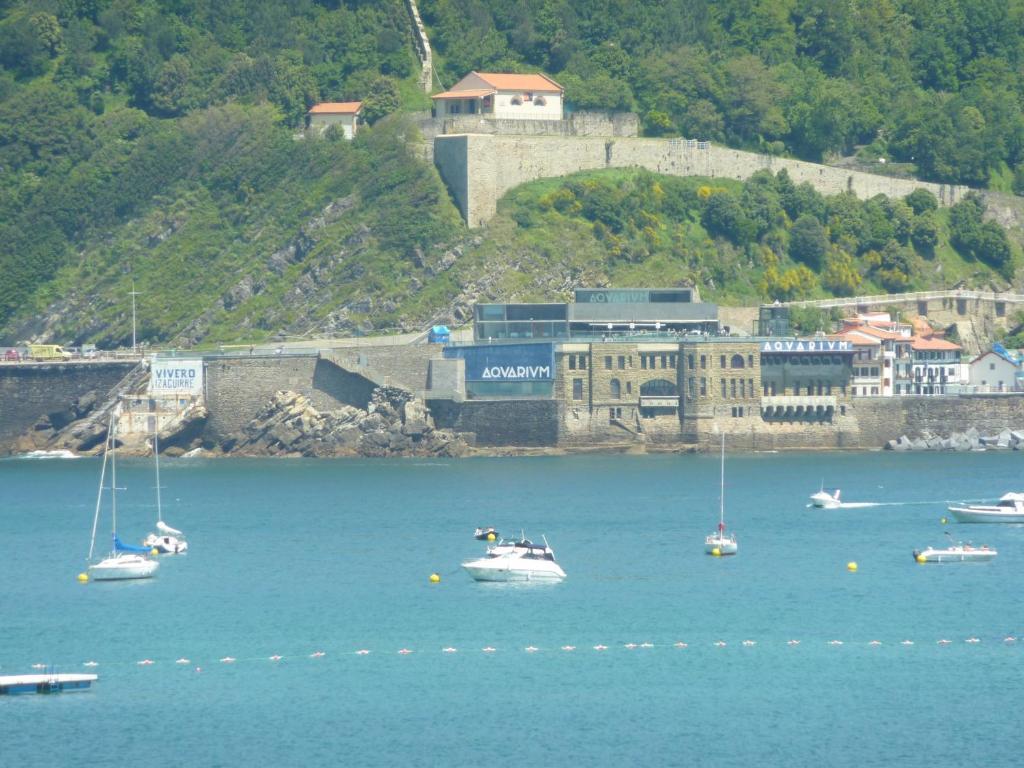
[84, 410, 159, 582]
[914, 535, 998, 563]
[705, 434, 738, 555]
[462, 536, 566, 582]
[810, 485, 842, 508]
[143, 427, 188, 554]
[948, 493, 1024, 523]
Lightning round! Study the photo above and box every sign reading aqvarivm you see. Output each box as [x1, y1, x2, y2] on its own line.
[444, 343, 554, 382]
[148, 359, 204, 395]
[761, 340, 851, 353]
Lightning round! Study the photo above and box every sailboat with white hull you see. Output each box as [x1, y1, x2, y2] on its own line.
[705, 434, 738, 556]
[85, 410, 159, 581]
[143, 427, 188, 555]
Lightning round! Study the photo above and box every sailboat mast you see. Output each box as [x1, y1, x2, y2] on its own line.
[87, 412, 113, 562]
[110, 410, 118, 541]
[154, 422, 162, 524]
[719, 433, 725, 528]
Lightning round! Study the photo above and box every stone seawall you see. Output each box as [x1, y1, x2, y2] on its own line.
[204, 356, 380, 442]
[434, 134, 971, 228]
[0, 362, 137, 453]
[429, 398, 558, 447]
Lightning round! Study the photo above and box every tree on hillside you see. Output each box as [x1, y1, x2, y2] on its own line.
[360, 76, 400, 125]
[789, 214, 828, 269]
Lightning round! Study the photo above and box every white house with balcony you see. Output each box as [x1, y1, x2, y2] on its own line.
[831, 316, 914, 396]
[307, 101, 362, 139]
[431, 72, 564, 120]
[969, 348, 1022, 392]
[910, 336, 964, 394]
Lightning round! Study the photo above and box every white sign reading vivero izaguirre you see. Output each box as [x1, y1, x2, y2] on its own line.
[149, 360, 204, 394]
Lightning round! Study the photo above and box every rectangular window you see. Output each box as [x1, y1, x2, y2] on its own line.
[748, 354, 754, 368]
[568, 354, 576, 370]
[604, 356, 612, 370]
[739, 379, 745, 398]
[730, 379, 737, 398]
[731, 406, 738, 417]
[580, 355, 587, 370]
[689, 377, 696, 398]
[700, 378, 707, 396]
[618, 355, 625, 370]
[641, 355, 647, 370]
[661, 354, 667, 369]
[572, 378, 583, 400]
[700, 355, 706, 369]
[749, 378, 754, 396]
[720, 355, 726, 368]
[738, 406, 744, 417]
[720, 379, 727, 397]
[688, 354, 695, 370]
[626, 381, 632, 395]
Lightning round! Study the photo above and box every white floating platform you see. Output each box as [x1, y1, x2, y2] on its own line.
[0, 673, 97, 695]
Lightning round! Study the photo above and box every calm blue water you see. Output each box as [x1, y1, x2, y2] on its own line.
[2, 451, 1022, 767]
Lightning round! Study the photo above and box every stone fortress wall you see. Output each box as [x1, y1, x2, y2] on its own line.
[435, 133, 972, 228]
[0, 362, 137, 453]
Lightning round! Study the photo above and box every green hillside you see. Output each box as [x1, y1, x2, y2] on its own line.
[1, 1, 1023, 346]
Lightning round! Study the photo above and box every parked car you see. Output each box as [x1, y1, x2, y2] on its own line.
[3, 348, 20, 361]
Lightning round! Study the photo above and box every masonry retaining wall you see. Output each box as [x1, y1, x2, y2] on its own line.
[0, 362, 136, 453]
[434, 134, 971, 228]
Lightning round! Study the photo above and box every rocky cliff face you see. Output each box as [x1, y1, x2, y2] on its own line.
[223, 387, 470, 458]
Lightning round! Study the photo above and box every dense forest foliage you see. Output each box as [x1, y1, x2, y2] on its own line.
[0, 0, 1022, 344]
[485, 169, 1013, 306]
[423, 0, 1024, 188]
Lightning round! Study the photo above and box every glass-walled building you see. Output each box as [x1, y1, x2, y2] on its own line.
[473, 304, 568, 341]
[472, 287, 716, 341]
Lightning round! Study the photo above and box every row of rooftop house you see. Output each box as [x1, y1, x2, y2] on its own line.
[305, 72, 566, 138]
[431, 290, 1024, 428]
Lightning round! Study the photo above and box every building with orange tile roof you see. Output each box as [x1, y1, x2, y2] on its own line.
[909, 335, 964, 394]
[432, 72, 563, 121]
[307, 101, 363, 139]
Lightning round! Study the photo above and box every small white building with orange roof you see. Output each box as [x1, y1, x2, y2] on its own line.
[307, 101, 363, 139]
[431, 72, 563, 121]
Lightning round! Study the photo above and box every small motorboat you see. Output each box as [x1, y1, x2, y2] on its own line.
[474, 526, 499, 541]
[914, 541, 998, 563]
[948, 493, 1024, 523]
[462, 535, 566, 582]
[810, 485, 842, 508]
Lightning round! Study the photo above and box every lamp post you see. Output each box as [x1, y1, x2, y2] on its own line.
[129, 281, 141, 355]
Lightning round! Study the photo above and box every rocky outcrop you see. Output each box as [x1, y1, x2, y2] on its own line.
[227, 388, 469, 458]
[885, 427, 1024, 451]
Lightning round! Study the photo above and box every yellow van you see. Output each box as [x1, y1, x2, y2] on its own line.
[28, 344, 72, 361]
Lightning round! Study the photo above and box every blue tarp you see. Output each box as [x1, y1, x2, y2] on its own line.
[113, 534, 151, 554]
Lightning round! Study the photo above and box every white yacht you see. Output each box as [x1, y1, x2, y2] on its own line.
[143, 428, 188, 554]
[462, 536, 566, 582]
[705, 435, 738, 555]
[85, 410, 159, 582]
[810, 486, 842, 508]
[948, 493, 1024, 523]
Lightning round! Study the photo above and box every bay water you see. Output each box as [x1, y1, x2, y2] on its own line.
[2, 451, 1022, 767]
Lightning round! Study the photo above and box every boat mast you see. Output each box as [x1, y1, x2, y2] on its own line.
[87, 411, 113, 562]
[153, 421, 162, 525]
[110, 409, 118, 545]
[719, 432, 725, 532]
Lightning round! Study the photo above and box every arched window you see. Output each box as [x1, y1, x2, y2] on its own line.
[730, 354, 745, 369]
[610, 379, 621, 399]
[510, 96, 523, 105]
[534, 95, 547, 106]
[640, 379, 678, 396]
